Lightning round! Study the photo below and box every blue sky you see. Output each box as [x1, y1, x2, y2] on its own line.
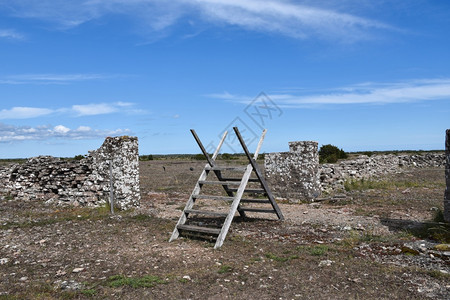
[0, 0, 449, 158]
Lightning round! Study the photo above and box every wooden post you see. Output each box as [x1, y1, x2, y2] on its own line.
[109, 159, 114, 215]
[445, 129, 450, 222]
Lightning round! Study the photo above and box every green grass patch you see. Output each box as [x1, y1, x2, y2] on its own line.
[80, 289, 97, 297]
[309, 245, 329, 256]
[107, 274, 166, 288]
[265, 252, 299, 262]
[343, 178, 431, 192]
[218, 265, 233, 274]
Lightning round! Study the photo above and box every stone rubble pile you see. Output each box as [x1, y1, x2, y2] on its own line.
[0, 136, 140, 210]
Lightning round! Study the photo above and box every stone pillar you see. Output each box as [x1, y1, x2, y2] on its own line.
[265, 141, 321, 203]
[444, 129, 450, 222]
[91, 136, 141, 210]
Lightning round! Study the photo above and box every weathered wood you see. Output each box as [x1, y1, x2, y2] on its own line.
[233, 127, 284, 220]
[193, 195, 270, 204]
[215, 163, 255, 249]
[169, 131, 228, 242]
[184, 209, 229, 217]
[177, 224, 221, 235]
[240, 199, 271, 204]
[193, 195, 234, 201]
[198, 180, 242, 186]
[170, 127, 284, 249]
[228, 188, 266, 194]
[220, 177, 260, 182]
[240, 208, 276, 213]
[205, 166, 247, 171]
[191, 129, 216, 167]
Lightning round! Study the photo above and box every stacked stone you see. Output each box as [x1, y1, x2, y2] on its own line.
[89, 136, 140, 210]
[0, 136, 140, 210]
[319, 152, 445, 193]
[0, 156, 104, 205]
[445, 130, 450, 222]
[265, 141, 321, 202]
[265, 141, 446, 200]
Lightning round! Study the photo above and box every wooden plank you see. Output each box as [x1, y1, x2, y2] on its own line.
[228, 188, 266, 194]
[177, 224, 221, 235]
[220, 177, 260, 182]
[190, 129, 216, 167]
[193, 195, 270, 203]
[169, 131, 228, 243]
[214, 163, 254, 249]
[240, 208, 276, 213]
[193, 195, 234, 201]
[214, 130, 268, 249]
[205, 166, 247, 171]
[198, 180, 242, 186]
[233, 127, 284, 221]
[184, 209, 229, 217]
[240, 199, 271, 204]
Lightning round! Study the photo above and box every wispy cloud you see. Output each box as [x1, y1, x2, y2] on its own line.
[0, 0, 398, 42]
[0, 102, 143, 120]
[209, 78, 450, 107]
[0, 29, 25, 40]
[0, 107, 54, 119]
[0, 73, 117, 85]
[0, 122, 131, 142]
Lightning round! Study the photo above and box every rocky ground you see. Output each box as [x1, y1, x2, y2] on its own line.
[0, 160, 449, 299]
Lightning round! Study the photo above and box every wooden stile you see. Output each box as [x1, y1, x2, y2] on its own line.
[169, 127, 284, 249]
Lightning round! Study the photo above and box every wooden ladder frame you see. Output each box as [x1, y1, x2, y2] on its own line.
[169, 127, 284, 249]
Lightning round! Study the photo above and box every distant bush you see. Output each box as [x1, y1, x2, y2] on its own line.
[139, 155, 154, 161]
[73, 155, 85, 160]
[319, 144, 347, 163]
[192, 154, 206, 160]
[221, 153, 232, 160]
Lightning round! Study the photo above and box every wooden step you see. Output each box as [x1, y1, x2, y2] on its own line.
[229, 188, 266, 194]
[240, 199, 271, 204]
[193, 195, 270, 204]
[193, 195, 234, 201]
[205, 166, 247, 171]
[221, 177, 260, 182]
[198, 180, 241, 186]
[177, 224, 221, 235]
[184, 209, 229, 217]
[240, 208, 276, 213]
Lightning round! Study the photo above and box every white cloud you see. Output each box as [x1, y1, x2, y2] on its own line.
[210, 78, 450, 107]
[0, 107, 54, 119]
[0, 73, 115, 85]
[54, 125, 70, 134]
[0, 122, 131, 142]
[76, 125, 91, 131]
[0, 29, 25, 40]
[71, 103, 119, 116]
[0, 102, 144, 120]
[0, 0, 398, 42]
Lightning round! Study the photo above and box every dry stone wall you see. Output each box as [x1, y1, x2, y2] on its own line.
[0, 136, 140, 210]
[320, 152, 445, 194]
[265, 140, 445, 202]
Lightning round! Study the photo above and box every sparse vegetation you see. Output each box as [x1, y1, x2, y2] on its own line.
[218, 265, 233, 274]
[139, 154, 154, 161]
[107, 274, 166, 288]
[0, 159, 448, 299]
